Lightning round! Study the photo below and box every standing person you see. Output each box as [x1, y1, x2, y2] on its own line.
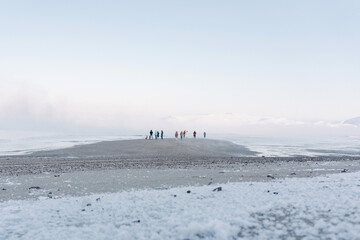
[155, 131, 158, 140]
[203, 132, 206, 138]
[150, 130, 153, 140]
[193, 131, 197, 138]
[183, 130, 186, 138]
[180, 131, 183, 140]
[175, 131, 179, 139]
[161, 130, 164, 139]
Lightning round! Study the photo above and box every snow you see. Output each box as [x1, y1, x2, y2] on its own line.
[1, 172, 360, 239]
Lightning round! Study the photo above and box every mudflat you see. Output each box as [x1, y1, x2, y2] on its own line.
[29, 138, 257, 158]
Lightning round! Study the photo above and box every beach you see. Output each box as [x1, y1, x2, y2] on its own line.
[1, 138, 360, 239]
[1, 138, 359, 201]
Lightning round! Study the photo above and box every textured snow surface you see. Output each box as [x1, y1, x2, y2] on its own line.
[1, 172, 360, 240]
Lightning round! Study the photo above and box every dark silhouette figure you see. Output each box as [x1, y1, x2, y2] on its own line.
[150, 130, 153, 139]
[161, 130, 164, 139]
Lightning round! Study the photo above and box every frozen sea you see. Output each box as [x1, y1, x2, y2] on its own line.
[0, 131, 359, 157]
[1, 171, 360, 239]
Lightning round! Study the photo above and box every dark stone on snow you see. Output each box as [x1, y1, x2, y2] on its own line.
[213, 187, 222, 192]
[29, 186, 41, 190]
[187, 190, 191, 194]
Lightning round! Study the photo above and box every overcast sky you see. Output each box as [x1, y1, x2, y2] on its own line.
[1, 1, 359, 136]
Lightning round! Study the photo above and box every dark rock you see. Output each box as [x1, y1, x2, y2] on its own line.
[133, 220, 141, 223]
[81, 209, 85, 212]
[267, 190, 270, 193]
[1, 188, 6, 191]
[213, 187, 222, 192]
[267, 174, 275, 179]
[173, 195, 177, 197]
[207, 182, 212, 185]
[290, 172, 296, 175]
[87, 203, 91, 207]
[341, 169, 348, 173]
[54, 174, 60, 177]
[187, 190, 191, 194]
[96, 198, 101, 201]
[273, 192, 278, 195]
[29, 186, 41, 190]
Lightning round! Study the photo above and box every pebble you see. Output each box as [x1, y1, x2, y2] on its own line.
[267, 174, 275, 179]
[213, 187, 222, 192]
[187, 190, 191, 194]
[29, 186, 41, 190]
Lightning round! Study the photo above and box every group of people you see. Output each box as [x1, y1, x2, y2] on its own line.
[146, 130, 207, 140]
[175, 130, 206, 139]
[147, 130, 164, 140]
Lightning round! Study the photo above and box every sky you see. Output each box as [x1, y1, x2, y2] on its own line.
[0, 1, 359, 137]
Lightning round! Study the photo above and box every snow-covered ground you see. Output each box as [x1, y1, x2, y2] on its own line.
[1, 172, 360, 240]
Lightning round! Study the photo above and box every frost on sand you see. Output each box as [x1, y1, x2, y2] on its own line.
[1, 172, 360, 239]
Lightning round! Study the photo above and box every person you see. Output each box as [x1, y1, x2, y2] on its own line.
[183, 130, 186, 138]
[150, 130, 153, 140]
[193, 131, 197, 138]
[180, 131, 183, 140]
[203, 132, 206, 138]
[175, 131, 179, 139]
[161, 130, 164, 139]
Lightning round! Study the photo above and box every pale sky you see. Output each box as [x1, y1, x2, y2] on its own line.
[1, 1, 359, 136]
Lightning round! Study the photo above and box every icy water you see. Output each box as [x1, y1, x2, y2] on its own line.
[218, 135, 360, 157]
[0, 131, 359, 157]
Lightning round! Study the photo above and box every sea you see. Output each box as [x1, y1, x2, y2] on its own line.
[0, 131, 359, 157]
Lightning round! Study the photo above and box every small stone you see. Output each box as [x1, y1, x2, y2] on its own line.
[96, 198, 101, 201]
[173, 195, 177, 197]
[273, 192, 279, 195]
[81, 209, 86, 212]
[87, 203, 91, 207]
[290, 172, 296, 175]
[267, 190, 270, 193]
[1, 188, 6, 191]
[267, 174, 275, 179]
[187, 190, 191, 194]
[54, 174, 60, 177]
[341, 169, 348, 173]
[133, 220, 141, 223]
[207, 182, 212, 185]
[29, 186, 41, 190]
[213, 187, 222, 192]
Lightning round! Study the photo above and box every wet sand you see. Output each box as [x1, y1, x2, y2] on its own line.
[0, 138, 359, 201]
